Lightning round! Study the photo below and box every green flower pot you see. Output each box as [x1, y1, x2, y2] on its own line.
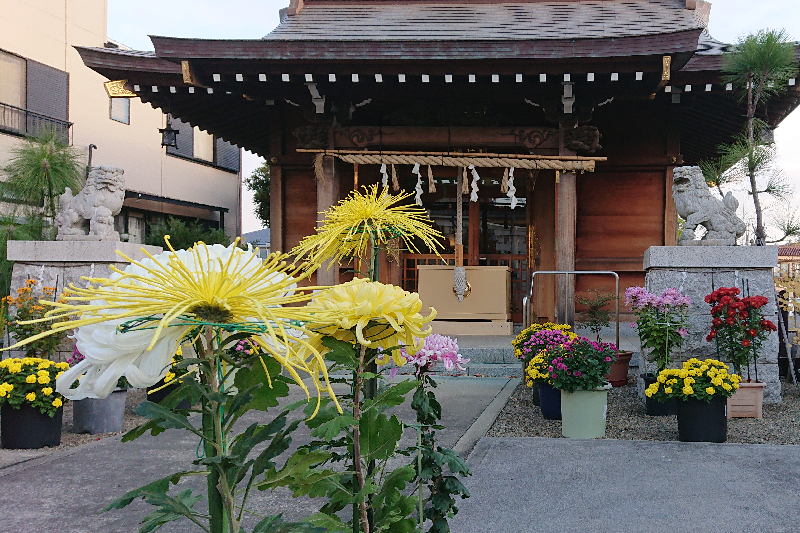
[560, 383, 612, 439]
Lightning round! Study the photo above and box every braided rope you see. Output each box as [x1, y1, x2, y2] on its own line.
[334, 153, 596, 171]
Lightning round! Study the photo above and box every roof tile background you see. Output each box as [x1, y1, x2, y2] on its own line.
[265, 0, 707, 41]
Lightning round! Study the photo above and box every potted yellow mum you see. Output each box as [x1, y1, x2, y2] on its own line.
[646, 358, 741, 443]
[0, 357, 69, 448]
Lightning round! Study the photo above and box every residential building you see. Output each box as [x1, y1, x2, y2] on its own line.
[0, 0, 242, 243]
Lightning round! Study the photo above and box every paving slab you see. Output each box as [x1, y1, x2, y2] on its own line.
[0, 376, 511, 533]
[450, 436, 800, 533]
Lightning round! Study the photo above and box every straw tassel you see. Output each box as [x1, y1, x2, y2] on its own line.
[461, 167, 469, 194]
[391, 164, 399, 191]
[501, 167, 509, 194]
[427, 165, 436, 193]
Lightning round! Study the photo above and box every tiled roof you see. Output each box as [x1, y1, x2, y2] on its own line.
[82, 47, 157, 58]
[779, 246, 800, 258]
[265, 0, 707, 42]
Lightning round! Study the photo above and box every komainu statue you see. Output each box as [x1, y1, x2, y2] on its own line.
[672, 166, 746, 246]
[55, 166, 125, 241]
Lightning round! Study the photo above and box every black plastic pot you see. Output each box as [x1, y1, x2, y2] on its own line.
[531, 382, 541, 407]
[1, 403, 63, 449]
[146, 382, 191, 410]
[642, 373, 677, 416]
[676, 396, 727, 443]
[539, 382, 562, 420]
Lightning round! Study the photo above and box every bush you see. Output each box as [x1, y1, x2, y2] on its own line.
[145, 216, 230, 250]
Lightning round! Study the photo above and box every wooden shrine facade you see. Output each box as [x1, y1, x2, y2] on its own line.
[75, 0, 800, 325]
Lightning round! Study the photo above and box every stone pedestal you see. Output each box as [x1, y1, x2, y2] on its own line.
[643, 246, 781, 403]
[6, 241, 163, 360]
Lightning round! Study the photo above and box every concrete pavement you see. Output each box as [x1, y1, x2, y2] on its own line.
[0, 376, 515, 533]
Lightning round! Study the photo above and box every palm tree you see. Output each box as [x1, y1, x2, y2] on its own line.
[0, 127, 83, 238]
[723, 29, 799, 245]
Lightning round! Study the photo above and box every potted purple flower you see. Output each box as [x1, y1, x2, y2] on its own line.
[625, 286, 691, 416]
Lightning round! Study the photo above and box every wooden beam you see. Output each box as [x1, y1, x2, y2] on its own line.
[330, 126, 558, 150]
[664, 104, 681, 245]
[469, 200, 480, 266]
[269, 114, 284, 253]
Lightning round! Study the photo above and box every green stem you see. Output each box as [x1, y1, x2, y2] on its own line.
[201, 326, 228, 533]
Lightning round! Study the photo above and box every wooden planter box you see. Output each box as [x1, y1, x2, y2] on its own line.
[727, 381, 765, 419]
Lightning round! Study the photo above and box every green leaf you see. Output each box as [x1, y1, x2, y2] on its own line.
[102, 471, 205, 511]
[362, 380, 418, 413]
[310, 413, 356, 441]
[138, 489, 204, 533]
[359, 410, 403, 461]
[321, 337, 358, 368]
[257, 448, 331, 491]
[433, 448, 471, 476]
[251, 514, 328, 533]
[133, 401, 203, 437]
[233, 358, 290, 411]
[302, 513, 349, 533]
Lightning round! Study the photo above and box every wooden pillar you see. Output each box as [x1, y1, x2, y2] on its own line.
[268, 112, 283, 253]
[557, 126, 577, 326]
[316, 153, 340, 286]
[664, 104, 681, 246]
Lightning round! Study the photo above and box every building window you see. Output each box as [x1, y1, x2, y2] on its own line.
[165, 115, 241, 173]
[0, 50, 26, 108]
[110, 97, 130, 124]
[193, 126, 214, 161]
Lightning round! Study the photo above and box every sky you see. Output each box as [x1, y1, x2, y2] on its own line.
[107, 0, 800, 238]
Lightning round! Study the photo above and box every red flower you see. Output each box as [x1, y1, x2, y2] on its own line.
[740, 311, 749, 319]
[712, 317, 723, 326]
[726, 317, 735, 325]
[704, 295, 713, 304]
[749, 329, 758, 337]
[728, 308, 736, 316]
[742, 339, 751, 347]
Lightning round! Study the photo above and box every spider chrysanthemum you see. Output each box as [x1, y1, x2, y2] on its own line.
[7, 239, 337, 404]
[292, 184, 444, 267]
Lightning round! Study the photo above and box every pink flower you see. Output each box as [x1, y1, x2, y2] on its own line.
[400, 334, 469, 372]
[575, 371, 582, 377]
[678, 328, 688, 338]
[605, 356, 612, 362]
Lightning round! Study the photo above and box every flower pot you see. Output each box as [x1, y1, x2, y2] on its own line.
[605, 351, 632, 387]
[727, 381, 765, 419]
[676, 396, 727, 443]
[1, 403, 63, 449]
[560, 383, 612, 439]
[538, 382, 561, 420]
[531, 382, 541, 407]
[73, 389, 127, 434]
[146, 381, 191, 410]
[642, 373, 677, 416]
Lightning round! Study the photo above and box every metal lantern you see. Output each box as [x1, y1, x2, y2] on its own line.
[159, 120, 179, 148]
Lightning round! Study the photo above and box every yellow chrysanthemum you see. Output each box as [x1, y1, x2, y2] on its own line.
[664, 387, 673, 394]
[25, 392, 36, 402]
[5, 239, 337, 405]
[52, 398, 62, 408]
[683, 386, 694, 395]
[37, 375, 50, 385]
[292, 184, 444, 267]
[302, 278, 436, 367]
[26, 374, 37, 384]
[706, 387, 716, 395]
[42, 387, 53, 395]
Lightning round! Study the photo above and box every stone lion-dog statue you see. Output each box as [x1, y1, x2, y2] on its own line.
[672, 166, 746, 246]
[55, 166, 125, 241]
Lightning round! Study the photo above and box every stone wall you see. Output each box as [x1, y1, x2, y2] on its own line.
[643, 246, 781, 403]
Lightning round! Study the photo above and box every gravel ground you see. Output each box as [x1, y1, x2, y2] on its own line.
[488, 379, 800, 444]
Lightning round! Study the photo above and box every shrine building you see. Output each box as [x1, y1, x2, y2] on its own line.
[75, 0, 800, 332]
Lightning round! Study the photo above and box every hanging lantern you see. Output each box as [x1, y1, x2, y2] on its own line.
[159, 119, 179, 148]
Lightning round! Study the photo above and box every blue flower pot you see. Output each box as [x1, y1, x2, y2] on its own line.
[539, 382, 561, 420]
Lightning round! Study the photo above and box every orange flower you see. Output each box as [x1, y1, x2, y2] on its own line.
[26, 279, 37, 287]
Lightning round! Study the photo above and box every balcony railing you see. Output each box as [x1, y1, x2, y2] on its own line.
[0, 102, 72, 144]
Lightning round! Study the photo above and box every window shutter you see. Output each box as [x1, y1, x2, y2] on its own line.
[166, 115, 194, 158]
[215, 138, 241, 172]
[26, 60, 68, 120]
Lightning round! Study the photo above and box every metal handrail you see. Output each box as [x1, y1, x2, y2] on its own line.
[0, 101, 72, 144]
[523, 270, 620, 349]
